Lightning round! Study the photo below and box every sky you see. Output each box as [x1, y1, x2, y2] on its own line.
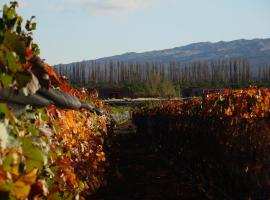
[1, 0, 270, 65]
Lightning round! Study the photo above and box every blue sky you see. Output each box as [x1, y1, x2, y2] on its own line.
[1, 0, 270, 65]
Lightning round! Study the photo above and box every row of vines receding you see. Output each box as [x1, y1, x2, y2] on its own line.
[133, 87, 270, 199]
[0, 2, 110, 199]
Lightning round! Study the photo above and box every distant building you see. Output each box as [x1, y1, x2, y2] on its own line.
[181, 87, 225, 97]
[97, 88, 134, 99]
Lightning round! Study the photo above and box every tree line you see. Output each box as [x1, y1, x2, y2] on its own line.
[53, 58, 270, 87]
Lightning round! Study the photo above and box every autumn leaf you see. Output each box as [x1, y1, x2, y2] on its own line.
[60, 82, 71, 93]
[0, 2, 109, 199]
[242, 112, 250, 119]
[47, 105, 57, 118]
[44, 63, 60, 84]
[26, 47, 33, 60]
[224, 89, 230, 95]
[65, 169, 78, 187]
[225, 107, 233, 116]
[0, 167, 7, 184]
[65, 111, 76, 126]
[11, 169, 38, 199]
[18, 168, 38, 185]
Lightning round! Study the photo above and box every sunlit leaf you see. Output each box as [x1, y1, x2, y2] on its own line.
[225, 107, 233, 116]
[22, 138, 44, 171]
[0, 73, 13, 87]
[10, 169, 37, 198]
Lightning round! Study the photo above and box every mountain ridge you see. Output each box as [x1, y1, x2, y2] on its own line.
[56, 38, 270, 66]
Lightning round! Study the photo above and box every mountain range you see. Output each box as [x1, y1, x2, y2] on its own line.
[53, 38, 270, 85]
[56, 38, 270, 67]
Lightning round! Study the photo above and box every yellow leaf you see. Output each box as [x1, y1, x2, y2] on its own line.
[65, 110, 76, 128]
[11, 169, 38, 199]
[11, 180, 31, 199]
[19, 168, 38, 185]
[9, 165, 19, 177]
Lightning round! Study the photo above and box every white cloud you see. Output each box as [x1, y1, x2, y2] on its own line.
[64, 0, 155, 16]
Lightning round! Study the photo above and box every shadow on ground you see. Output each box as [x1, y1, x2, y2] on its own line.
[89, 121, 206, 200]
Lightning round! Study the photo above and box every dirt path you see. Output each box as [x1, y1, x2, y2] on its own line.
[89, 122, 205, 200]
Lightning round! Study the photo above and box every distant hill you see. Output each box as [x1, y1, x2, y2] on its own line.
[95, 38, 270, 66]
[54, 38, 270, 86]
[70, 38, 270, 66]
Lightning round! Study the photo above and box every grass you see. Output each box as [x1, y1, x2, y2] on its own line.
[109, 106, 133, 114]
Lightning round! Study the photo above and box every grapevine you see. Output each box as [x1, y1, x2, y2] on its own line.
[133, 87, 270, 199]
[0, 2, 109, 199]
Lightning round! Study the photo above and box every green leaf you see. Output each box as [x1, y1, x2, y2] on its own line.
[0, 73, 13, 87]
[46, 177, 55, 191]
[25, 16, 36, 31]
[31, 22, 36, 30]
[21, 138, 44, 171]
[6, 17, 18, 30]
[10, 1, 19, 9]
[0, 103, 9, 119]
[2, 152, 13, 171]
[3, 2, 17, 20]
[6, 51, 21, 72]
[4, 31, 26, 63]
[0, 180, 13, 192]
[9, 194, 16, 200]
[27, 124, 39, 136]
[3, 3, 18, 30]
[15, 16, 23, 34]
[50, 192, 64, 200]
[36, 108, 48, 121]
[3, 5, 12, 20]
[31, 43, 40, 55]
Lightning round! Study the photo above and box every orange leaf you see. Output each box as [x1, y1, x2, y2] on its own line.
[60, 82, 71, 93]
[225, 107, 233, 116]
[243, 112, 250, 119]
[65, 110, 77, 129]
[44, 64, 59, 81]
